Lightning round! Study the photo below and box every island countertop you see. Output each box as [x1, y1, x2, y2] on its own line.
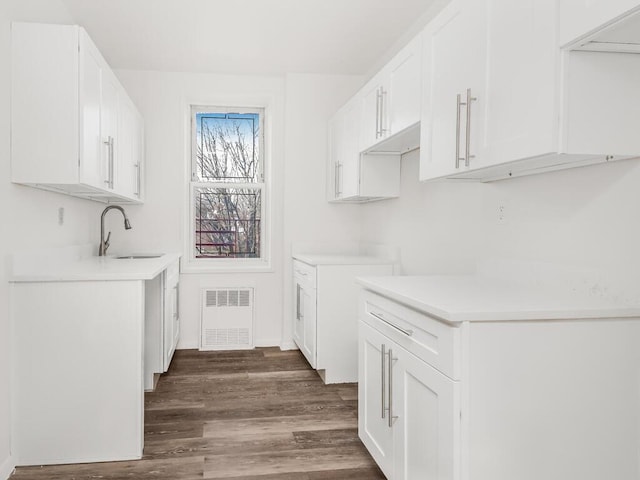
[357, 274, 640, 322]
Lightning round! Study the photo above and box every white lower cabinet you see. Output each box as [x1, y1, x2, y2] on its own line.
[359, 285, 640, 480]
[292, 256, 393, 383]
[145, 259, 180, 390]
[10, 252, 182, 466]
[163, 260, 180, 370]
[12, 280, 146, 465]
[359, 324, 394, 476]
[293, 261, 317, 367]
[359, 303, 459, 480]
[394, 347, 458, 480]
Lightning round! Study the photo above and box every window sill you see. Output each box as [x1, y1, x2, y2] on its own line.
[180, 258, 273, 275]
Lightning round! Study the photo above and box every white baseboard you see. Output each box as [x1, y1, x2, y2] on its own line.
[253, 338, 282, 348]
[179, 339, 294, 351]
[279, 341, 297, 351]
[0, 454, 15, 480]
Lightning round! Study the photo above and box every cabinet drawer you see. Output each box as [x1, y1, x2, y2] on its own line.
[293, 259, 316, 289]
[360, 290, 461, 380]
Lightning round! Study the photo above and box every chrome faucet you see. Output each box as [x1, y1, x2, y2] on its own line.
[99, 205, 132, 256]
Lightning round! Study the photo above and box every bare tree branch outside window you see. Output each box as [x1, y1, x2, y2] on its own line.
[192, 111, 263, 259]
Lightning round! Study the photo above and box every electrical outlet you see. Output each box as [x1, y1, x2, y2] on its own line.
[497, 203, 508, 224]
[58, 207, 64, 226]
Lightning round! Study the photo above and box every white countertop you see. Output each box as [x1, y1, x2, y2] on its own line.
[293, 253, 393, 266]
[9, 251, 181, 282]
[357, 275, 640, 322]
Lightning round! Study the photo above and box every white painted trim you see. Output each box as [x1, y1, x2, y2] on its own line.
[183, 96, 276, 274]
[254, 338, 282, 348]
[178, 341, 291, 350]
[279, 341, 298, 351]
[0, 455, 15, 480]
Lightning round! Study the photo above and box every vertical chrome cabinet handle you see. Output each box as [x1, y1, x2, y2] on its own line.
[103, 137, 112, 186]
[379, 88, 387, 137]
[388, 349, 397, 428]
[334, 163, 339, 197]
[109, 137, 114, 188]
[375, 88, 381, 139]
[173, 284, 179, 320]
[134, 163, 141, 197]
[381, 343, 386, 419]
[465, 88, 477, 167]
[296, 284, 301, 320]
[337, 164, 343, 196]
[109, 137, 115, 188]
[456, 94, 463, 169]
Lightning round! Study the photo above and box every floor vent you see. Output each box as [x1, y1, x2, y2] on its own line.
[200, 288, 254, 351]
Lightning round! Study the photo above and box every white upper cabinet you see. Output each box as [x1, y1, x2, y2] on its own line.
[387, 35, 422, 138]
[327, 31, 420, 203]
[329, 96, 362, 200]
[328, 95, 400, 203]
[11, 22, 144, 204]
[100, 67, 120, 193]
[361, 36, 423, 154]
[360, 73, 388, 151]
[477, 0, 558, 169]
[558, 0, 640, 46]
[420, 0, 486, 180]
[421, 0, 640, 182]
[117, 94, 144, 201]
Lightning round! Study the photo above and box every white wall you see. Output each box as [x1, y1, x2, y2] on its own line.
[0, 2, 104, 477]
[360, 150, 640, 304]
[282, 73, 364, 347]
[114, 69, 286, 348]
[114, 70, 367, 349]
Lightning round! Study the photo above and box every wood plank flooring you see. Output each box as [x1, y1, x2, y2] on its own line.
[12, 348, 385, 479]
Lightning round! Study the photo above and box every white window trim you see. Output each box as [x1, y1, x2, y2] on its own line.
[182, 102, 272, 274]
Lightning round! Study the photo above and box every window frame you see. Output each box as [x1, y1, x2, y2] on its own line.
[184, 104, 271, 273]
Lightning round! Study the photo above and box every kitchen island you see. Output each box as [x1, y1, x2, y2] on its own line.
[9, 245, 180, 466]
[357, 274, 640, 480]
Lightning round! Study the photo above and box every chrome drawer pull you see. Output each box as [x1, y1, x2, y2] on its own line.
[370, 311, 414, 337]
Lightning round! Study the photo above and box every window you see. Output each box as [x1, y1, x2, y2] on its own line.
[190, 106, 267, 268]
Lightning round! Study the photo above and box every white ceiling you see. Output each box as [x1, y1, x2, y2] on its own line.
[60, 0, 442, 76]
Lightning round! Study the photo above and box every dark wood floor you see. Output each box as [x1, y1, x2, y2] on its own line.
[13, 348, 385, 479]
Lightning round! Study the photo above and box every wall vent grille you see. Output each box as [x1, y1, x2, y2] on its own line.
[201, 288, 254, 351]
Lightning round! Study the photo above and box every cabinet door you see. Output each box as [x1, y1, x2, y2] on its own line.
[163, 278, 178, 371]
[340, 99, 361, 199]
[420, 0, 486, 181]
[328, 97, 362, 200]
[78, 32, 104, 189]
[477, 0, 557, 167]
[388, 35, 422, 136]
[293, 281, 305, 347]
[358, 322, 394, 478]
[172, 281, 180, 354]
[301, 286, 317, 368]
[360, 74, 389, 150]
[116, 94, 144, 200]
[100, 70, 119, 192]
[393, 347, 459, 480]
[327, 114, 341, 201]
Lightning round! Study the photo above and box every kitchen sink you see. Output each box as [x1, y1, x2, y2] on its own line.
[115, 254, 163, 259]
